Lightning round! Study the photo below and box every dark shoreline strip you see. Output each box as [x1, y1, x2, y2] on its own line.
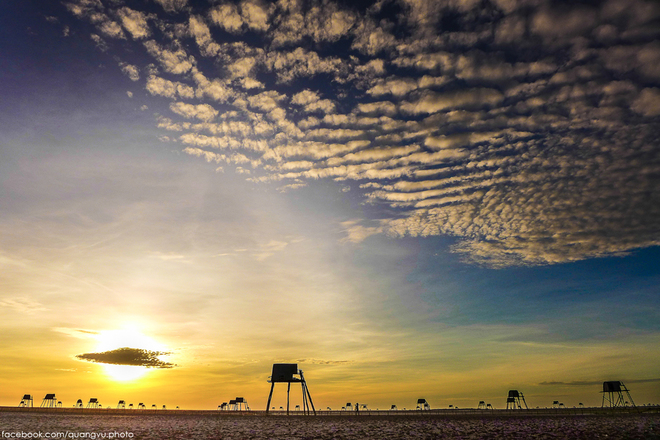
[1, 406, 658, 418]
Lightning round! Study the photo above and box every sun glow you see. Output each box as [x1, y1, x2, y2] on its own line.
[94, 327, 169, 382]
[102, 364, 149, 382]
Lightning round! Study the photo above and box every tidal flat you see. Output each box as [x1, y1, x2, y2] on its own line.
[1, 411, 659, 439]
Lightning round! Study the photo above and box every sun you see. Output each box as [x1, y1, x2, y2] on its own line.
[94, 327, 168, 382]
[102, 364, 149, 382]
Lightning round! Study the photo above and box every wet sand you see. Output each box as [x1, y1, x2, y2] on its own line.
[1, 406, 659, 439]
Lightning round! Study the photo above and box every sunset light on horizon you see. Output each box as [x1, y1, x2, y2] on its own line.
[1, 0, 659, 413]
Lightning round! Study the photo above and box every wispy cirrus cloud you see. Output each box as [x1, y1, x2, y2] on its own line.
[64, 0, 660, 267]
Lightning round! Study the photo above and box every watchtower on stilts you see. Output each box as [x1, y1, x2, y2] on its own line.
[86, 398, 100, 409]
[41, 394, 57, 408]
[19, 395, 33, 407]
[234, 397, 248, 410]
[601, 381, 635, 408]
[417, 398, 430, 410]
[506, 390, 528, 409]
[266, 363, 316, 415]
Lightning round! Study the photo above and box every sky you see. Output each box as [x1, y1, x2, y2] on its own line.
[0, 0, 659, 411]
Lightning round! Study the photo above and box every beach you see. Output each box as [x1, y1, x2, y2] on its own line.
[1, 408, 659, 439]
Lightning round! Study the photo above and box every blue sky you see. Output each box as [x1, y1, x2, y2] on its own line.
[1, 0, 659, 410]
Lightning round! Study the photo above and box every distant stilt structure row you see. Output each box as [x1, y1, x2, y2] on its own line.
[218, 398, 249, 411]
[266, 363, 316, 415]
[506, 390, 528, 409]
[602, 381, 635, 408]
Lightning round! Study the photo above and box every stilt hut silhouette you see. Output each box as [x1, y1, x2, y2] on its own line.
[117, 400, 126, 409]
[151, 404, 157, 409]
[345, 402, 353, 411]
[417, 398, 430, 410]
[601, 381, 635, 408]
[75, 399, 83, 408]
[552, 400, 559, 408]
[138, 403, 145, 409]
[266, 363, 316, 415]
[506, 390, 528, 409]
[478, 401, 486, 409]
[390, 404, 398, 410]
[19, 395, 33, 407]
[128, 404, 133, 409]
[41, 394, 57, 408]
[86, 398, 100, 409]
[234, 397, 248, 410]
[57, 401, 62, 408]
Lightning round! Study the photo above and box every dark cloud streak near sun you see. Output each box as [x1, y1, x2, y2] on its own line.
[76, 347, 175, 368]
[64, 0, 660, 267]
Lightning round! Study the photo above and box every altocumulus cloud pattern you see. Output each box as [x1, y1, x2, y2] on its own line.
[65, 0, 660, 267]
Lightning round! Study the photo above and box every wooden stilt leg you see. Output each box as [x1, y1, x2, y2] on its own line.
[287, 382, 291, 416]
[266, 382, 275, 415]
[302, 382, 308, 415]
[300, 372, 316, 415]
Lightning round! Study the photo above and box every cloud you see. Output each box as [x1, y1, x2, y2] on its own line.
[0, 298, 46, 314]
[98, 20, 125, 39]
[90, 34, 108, 51]
[540, 378, 660, 386]
[240, 0, 270, 32]
[65, 0, 660, 268]
[209, 4, 243, 34]
[154, 0, 188, 13]
[401, 89, 504, 114]
[143, 40, 195, 75]
[76, 347, 175, 368]
[295, 358, 352, 365]
[146, 75, 194, 99]
[341, 220, 384, 243]
[631, 88, 660, 116]
[118, 62, 139, 81]
[117, 7, 150, 39]
[169, 102, 219, 121]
